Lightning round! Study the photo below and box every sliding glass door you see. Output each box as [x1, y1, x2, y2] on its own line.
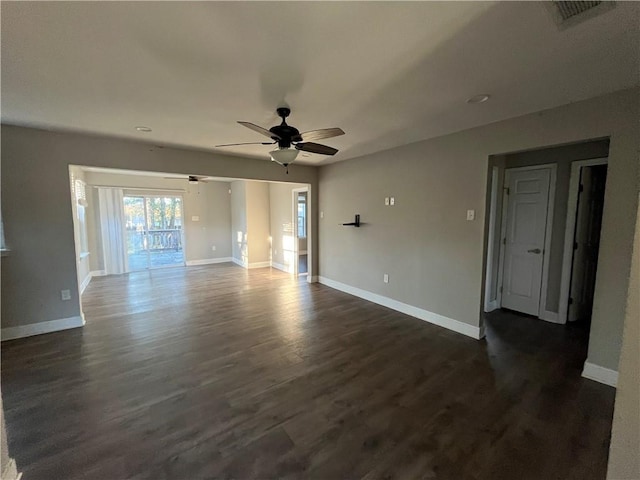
[124, 195, 185, 271]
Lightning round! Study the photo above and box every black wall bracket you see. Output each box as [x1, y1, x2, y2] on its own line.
[342, 214, 360, 227]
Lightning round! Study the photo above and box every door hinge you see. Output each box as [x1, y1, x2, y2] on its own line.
[500, 286, 503, 293]
[578, 183, 584, 193]
[502, 238, 506, 245]
[568, 297, 574, 305]
[573, 242, 578, 250]
[504, 187, 510, 195]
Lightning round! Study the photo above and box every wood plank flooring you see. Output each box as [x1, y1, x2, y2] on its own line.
[1, 264, 615, 479]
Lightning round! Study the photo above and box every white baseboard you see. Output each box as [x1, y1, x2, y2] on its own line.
[484, 299, 499, 313]
[582, 361, 618, 387]
[248, 261, 271, 269]
[318, 276, 483, 340]
[1, 457, 20, 480]
[1, 315, 85, 341]
[231, 257, 246, 268]
[90, 270, 106, 277]
[271, 262, 291, 273]
[79, 274, 92, 294]
[186, 257, 232, 266]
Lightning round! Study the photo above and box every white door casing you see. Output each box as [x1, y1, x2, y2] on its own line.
[501, 168, 551, 316]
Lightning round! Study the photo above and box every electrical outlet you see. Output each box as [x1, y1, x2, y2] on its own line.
[61, 289, 71, 301]
[385, 197, 390, 206]
[383, 274, 389, 283]
[466, 209, 475, 221]
[211, 245, 216, 251]
[390, 197, 395, 206]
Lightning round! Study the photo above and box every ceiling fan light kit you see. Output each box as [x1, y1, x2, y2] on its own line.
[216, 107, 344, 173]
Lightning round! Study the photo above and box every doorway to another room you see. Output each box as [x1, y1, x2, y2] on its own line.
[293, 188, 308, 276]
[483, 139, 610, 330]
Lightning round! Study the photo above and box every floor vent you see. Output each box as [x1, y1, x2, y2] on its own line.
[547, 1, 616, 29]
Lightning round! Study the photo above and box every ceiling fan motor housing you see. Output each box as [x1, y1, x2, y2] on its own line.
[270, 108, 302, 147]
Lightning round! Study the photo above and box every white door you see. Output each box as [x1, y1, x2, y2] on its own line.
[501, 168, 551, 316]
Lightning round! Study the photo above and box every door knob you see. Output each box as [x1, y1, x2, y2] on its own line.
[527, 248, 542, 254]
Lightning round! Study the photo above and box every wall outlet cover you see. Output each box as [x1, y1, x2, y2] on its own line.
[390, 197, 395, 206]
[61, 289, 71, 300]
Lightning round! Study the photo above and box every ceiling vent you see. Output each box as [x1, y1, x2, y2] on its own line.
[547, 1, 616, 29]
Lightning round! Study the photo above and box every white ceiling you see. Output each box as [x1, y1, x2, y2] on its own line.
[2, 2, 638, 165]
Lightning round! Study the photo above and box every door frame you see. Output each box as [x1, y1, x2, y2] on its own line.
[495, 163, 558, 322]
[292, 187, 309, 278]
[558, 157, 608, 323]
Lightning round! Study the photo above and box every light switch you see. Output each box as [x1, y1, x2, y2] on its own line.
[390, 197, 395, 206]
[320, 211, 324, 219]
[383, 274, 389, 283]
[192, 215, 200, 222]
[466, 210, 475, 221]
[385, 197, 390, 206]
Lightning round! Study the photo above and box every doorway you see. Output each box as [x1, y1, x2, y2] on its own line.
[123, 195, 185, 270]
[292, 188, 308, 276]
[559, 159, 608, 323]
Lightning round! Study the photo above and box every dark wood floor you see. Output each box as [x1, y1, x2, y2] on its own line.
[1, 264, 615, 479]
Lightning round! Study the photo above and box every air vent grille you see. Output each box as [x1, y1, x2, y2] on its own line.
[547, 1, 616, 29]
[554, 1, 602, 20]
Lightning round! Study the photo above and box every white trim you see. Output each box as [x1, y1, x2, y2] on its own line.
[185, 257, 232, 266]
[231, 257, 247, 268]
[485, 299, 499, 312]
[1, 458, 20, 480]
[582, 361, 618, 387]
[91, 270, 107, 277]
[538, 309, 560, 323]
[559, 157, 609, 323]
[538, 164, 557, 318]
[484, 166, 500, 313]
[271, 262, 291, 273]
[1, 315, 85, 341]
[318, 276, 484, 340]
[299, 250, 308, 255]
[497, 164, 557, 319]
[79, 273, 92, 294]
[248, 261, 271, 269]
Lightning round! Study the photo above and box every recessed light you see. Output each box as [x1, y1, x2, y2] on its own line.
[135, 126, 152, 132]
[466, 94, 491, 104]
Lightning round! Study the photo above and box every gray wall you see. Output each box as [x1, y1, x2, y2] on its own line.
[607, 193, 640, 479]
[318, 88, 639, 371]
[84, 171, 232, 264]
[0, 127, 317, 329]
[486, 139, 610, 314]
[269, 182, 308, 270]
[245, 181, 271, 265]
[230, 180, 248, 265]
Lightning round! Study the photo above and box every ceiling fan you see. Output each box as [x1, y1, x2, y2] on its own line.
[215, 107, 344, 173]
[164, 175, 210, 184]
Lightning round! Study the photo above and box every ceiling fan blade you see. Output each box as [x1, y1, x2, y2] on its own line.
[295, 142, 338, 156]
[237, 121, 281, 140]
[299, 128, 345, 142]
[215, 141, 275, 147]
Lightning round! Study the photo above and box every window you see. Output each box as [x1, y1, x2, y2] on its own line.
[297, 192, 307, 238]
